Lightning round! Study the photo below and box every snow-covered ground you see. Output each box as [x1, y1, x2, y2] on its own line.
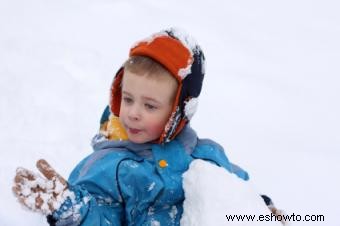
[1, 0, 339, 225]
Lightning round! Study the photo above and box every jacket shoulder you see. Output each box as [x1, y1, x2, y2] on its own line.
[192, 139, 230, 168]
[192, 139, 249, 180]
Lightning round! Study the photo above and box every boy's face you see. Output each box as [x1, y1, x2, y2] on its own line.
[119, 70, 177, 143]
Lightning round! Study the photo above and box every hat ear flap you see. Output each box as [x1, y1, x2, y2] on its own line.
[110, 67, 124, 117]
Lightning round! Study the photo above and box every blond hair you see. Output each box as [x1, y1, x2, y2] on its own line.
[123, 55, 178, 102]
[124, 56, 174, 80]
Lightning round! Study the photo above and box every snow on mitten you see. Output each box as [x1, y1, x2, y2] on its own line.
[12, 159, 73, 215]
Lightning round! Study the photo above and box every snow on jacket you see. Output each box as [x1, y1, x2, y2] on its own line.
[51, 125, 249, 226]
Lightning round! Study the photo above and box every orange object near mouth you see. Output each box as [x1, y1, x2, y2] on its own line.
[100, 114, 128, 141]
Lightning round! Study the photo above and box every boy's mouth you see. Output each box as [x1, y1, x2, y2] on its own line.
[128, 127, 142, 134]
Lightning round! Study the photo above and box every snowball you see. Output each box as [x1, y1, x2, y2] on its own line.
[180, 160, 282, 226]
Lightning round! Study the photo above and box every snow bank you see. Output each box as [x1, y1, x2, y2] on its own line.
[181, 160, 282, 226]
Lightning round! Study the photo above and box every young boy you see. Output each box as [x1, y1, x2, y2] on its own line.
[13, 28, 279, 226]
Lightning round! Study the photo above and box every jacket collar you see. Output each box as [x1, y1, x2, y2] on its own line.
[91, 124, 198, 156]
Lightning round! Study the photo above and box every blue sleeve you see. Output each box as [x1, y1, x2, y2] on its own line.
[52, 150, 141, 226]
[53, 186, 124, 226]
[191, 139, 249, 181]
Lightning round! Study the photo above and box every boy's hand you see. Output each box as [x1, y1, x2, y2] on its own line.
[12, 159, 69, 215]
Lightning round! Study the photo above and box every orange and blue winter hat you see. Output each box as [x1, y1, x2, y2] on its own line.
[109, 28, 206, 143]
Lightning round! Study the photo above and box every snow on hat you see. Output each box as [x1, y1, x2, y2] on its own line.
[110, 28, 205, 143]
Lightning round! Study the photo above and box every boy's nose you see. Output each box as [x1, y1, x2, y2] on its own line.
[128, 106, 141, 121]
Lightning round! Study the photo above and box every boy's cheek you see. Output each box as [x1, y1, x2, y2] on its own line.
[118, 108, 127, 122]
[147, 119, 167, 135]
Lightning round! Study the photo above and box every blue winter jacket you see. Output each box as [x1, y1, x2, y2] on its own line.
[52, 125, 249, 226]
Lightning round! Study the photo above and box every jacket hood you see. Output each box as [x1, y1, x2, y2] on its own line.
[109, 28, 205, 143]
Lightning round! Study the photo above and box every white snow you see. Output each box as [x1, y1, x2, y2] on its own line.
[178, 63, 192, 80]
[169, 205, 178, 222]
[148, 182, 156, 192]
[169, 27, 199, 80]
[151, 219, 160, 226]
[181, 160, 282, 226]
[1, 0, 339, 225]
[184, 98, 199, 120]
[169, 27, 200, 55]
[130, 30, 169, 50]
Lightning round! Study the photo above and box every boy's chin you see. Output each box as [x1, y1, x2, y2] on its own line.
[128, 134, 158, 144]
[128, 135, 147, 144]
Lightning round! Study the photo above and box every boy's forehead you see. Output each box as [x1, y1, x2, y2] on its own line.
[122, 71, 178, 102]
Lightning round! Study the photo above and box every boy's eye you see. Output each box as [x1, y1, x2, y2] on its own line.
[145, 103, 157, 110]
[123, 97, 133, 104]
